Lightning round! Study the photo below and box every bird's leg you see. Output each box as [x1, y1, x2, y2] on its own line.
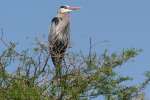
[55, 63, 62, 99]
[55, 64, 62, 79]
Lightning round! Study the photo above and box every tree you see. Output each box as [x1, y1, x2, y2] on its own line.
[0, 33, 150, 100]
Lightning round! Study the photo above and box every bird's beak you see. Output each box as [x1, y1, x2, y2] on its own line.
[67, 6, 80, 11]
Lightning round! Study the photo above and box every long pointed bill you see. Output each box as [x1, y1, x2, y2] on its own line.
[68, 6, 80, 11]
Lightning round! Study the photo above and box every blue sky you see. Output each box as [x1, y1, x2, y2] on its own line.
[0, 0, 150, 99]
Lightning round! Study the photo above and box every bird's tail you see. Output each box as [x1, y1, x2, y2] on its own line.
[51, 53, 64, 77]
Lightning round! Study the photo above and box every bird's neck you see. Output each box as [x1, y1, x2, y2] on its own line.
[57, 13, 70, 19]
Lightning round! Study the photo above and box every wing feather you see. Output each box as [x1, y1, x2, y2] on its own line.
[48, 16, 70, 67]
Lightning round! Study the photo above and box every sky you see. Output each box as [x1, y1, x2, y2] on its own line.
[0, 0, 150, 99]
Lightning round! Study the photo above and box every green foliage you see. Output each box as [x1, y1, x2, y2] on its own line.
[0, 38, 149, 100]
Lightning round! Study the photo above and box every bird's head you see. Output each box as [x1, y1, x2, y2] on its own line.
[58, 5, 80, 14]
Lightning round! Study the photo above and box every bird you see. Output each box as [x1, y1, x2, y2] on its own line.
[48, 5, 80, 69]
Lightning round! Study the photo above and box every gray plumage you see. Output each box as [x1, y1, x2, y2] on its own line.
[48, 12, 70, 67]
[48, 5, 79, 69]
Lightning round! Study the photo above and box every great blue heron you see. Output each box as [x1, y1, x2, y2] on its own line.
[48, 5, 80, 68]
